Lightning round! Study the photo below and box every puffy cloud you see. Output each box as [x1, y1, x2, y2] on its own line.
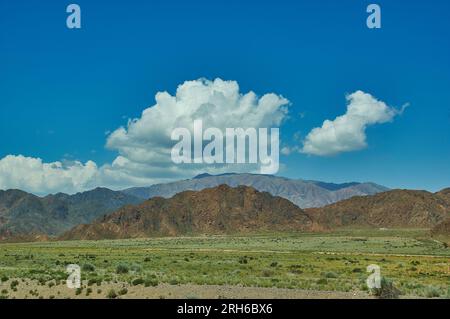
[0, 155, 99, 195]
[301, 91, 406, 156]
[105, 78, 289, 180]
[0, 78, 290, 195]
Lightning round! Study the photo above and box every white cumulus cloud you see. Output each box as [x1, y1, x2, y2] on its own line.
[105, 78, 289, 180]
[301, 90, 406, 156]
[0, 78, 290, 195]
[0, 155, 99, 195]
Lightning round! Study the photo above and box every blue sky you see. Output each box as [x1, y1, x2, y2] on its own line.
[1, 0, 449, 194]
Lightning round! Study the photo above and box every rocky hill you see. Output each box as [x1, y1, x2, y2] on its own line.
[0, 188, 142, 240]
[123, 173, 388, 208]
[431, 218, 450, 236]
[306, 189, 450, 228]
[61, 185, 318, 240]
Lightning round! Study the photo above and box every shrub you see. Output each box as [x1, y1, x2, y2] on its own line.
[10, 280, 19, 289]
[132, 278, 145, 286]
[370, 277, 401, 299]
[0, 276, 8, 283]
[144, 278, 158, 287]
[118, 288, 128, 296]
[82, 263, 95, 272]
[87, 278, 97, 286]
[316, 278, 328, 285]
[130, 264, 142, 273]
[424, 286, 441, 298]
[116, 264, 129, 274]
[106, 289, 117, 299]
[261, 269, 274, 277]
[169, 278, 179, 285]
[324, 272, 338, 279]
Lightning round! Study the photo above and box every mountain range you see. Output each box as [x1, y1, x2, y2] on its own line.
[62, 184, 450, 240]
[1, 174, 449, 241]
[0, 188, 142, 240]
[123, 173, 389, 208]
[61, 185, 318, 240]
[306, 188, 450, 229]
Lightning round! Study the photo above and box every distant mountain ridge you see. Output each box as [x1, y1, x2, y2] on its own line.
[123, 173, 389, 208]
[306, 189, 450, 228]
[0, 188, 142, 240]
[61, 185, 319, 240]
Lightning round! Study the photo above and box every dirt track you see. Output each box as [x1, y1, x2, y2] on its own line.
[2, 280, 373, 299]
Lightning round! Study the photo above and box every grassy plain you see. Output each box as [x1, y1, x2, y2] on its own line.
[0, 229, 448, 299]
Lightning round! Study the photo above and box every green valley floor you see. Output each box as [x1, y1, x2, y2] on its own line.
[0, 229, 448, 299]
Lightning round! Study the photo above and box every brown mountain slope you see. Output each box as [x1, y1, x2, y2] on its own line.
[431, 218, 450, 236]
[0, 188, 143, 240]
[61, 185, 317, 240]
[306, 189, 450, 229]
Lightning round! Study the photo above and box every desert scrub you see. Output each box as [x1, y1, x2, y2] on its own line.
[131, 278, 145, 286]
[10, 280, 19, 290]
[370, 277, 401, 299]
[323, 272, 338, 279]
[424, 286, 441, 298]
[144, 278, 158, 287]
[82, 263, 95, 272]
[118, 288, 128, 296]
[116, 264, 129, 274]
[106, 289, 117, 299]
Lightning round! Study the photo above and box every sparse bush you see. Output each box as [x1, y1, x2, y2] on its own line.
[106, 289, 117, 299]
[144, 278, 158, 287]
[370, 277, 401, 299]
[10, 280, 19, 289]
[424, 286, 441, 298]
[324, 272, 338, 279]
[116, 264, 129, 274]
[82, 263, 95, 272]
[169, 278, 179, 285]
[316, 278, 327, 285]
[261, 269, 274, 277]
[132, 278, 144, 286]
[87, 278, 97, 286]
[118, 288, 128, 296]
[130, 264, 142, 273]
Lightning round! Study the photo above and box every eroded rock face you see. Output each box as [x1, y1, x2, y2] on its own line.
[61, 185, 316, 240]
[306, 189, 450, 229]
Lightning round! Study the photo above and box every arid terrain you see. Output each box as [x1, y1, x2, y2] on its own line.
[0, 230, 448, 299]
